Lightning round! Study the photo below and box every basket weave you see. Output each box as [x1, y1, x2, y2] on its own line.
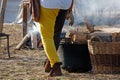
[88, 40, 120, 74]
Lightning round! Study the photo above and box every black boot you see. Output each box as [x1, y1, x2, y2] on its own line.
[48, 62, 62, 77]
[44, 58, 51, 73]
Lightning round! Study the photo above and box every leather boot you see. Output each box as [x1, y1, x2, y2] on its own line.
[48, 62, 62, 77]
[44, 58, 51, 73]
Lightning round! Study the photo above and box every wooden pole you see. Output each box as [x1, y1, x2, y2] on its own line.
[0, 0, 7, 48]
[22, 0, 28, 37]
[0, 0, 7, 33]
[16, 0, 29, 49]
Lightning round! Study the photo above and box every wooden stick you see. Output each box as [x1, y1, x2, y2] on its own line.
[15, 32, 31, 50]
[84, 18, 94, 33]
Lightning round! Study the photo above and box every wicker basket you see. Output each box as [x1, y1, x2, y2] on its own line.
[88, 40, 120, 74]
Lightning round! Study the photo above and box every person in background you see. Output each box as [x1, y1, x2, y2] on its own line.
[39, 0, 74, 77]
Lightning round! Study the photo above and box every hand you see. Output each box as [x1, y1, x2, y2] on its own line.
[66, 12, 74, 26]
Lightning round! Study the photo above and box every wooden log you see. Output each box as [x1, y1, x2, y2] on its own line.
[15, 32, 31, 50]
[65, 30, 88, 44]
[71, 32, 88, 44]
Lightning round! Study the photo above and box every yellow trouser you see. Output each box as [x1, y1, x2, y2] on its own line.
[39, 6, 60, 67]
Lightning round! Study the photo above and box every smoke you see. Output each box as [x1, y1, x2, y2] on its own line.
[73, 0, 120, 26]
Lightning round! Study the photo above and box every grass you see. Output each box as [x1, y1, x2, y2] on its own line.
[0, 23, 120, 80]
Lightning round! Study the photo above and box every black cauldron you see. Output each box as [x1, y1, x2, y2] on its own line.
[57, 43, 92, 73]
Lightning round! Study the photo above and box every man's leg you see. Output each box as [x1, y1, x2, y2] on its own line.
[54, 10, 68, 50]
[44, 10, 68, 73]
[39, 6, 63, 76]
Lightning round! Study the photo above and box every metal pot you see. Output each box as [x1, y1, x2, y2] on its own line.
[57, 43, 92, 73]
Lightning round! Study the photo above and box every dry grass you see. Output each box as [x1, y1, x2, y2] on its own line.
[0, 24, 120, 80]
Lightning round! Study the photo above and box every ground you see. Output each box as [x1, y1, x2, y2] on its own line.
[0, 24, 120, 80]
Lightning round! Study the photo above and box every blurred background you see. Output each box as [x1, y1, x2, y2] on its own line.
[1, 0, 120, 26]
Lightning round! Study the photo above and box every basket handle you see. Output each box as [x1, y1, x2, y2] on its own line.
[90, 36, 102, 42]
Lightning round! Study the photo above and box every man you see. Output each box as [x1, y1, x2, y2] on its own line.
[39, 0, 74, 77]
[28, 0, 74, 76]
